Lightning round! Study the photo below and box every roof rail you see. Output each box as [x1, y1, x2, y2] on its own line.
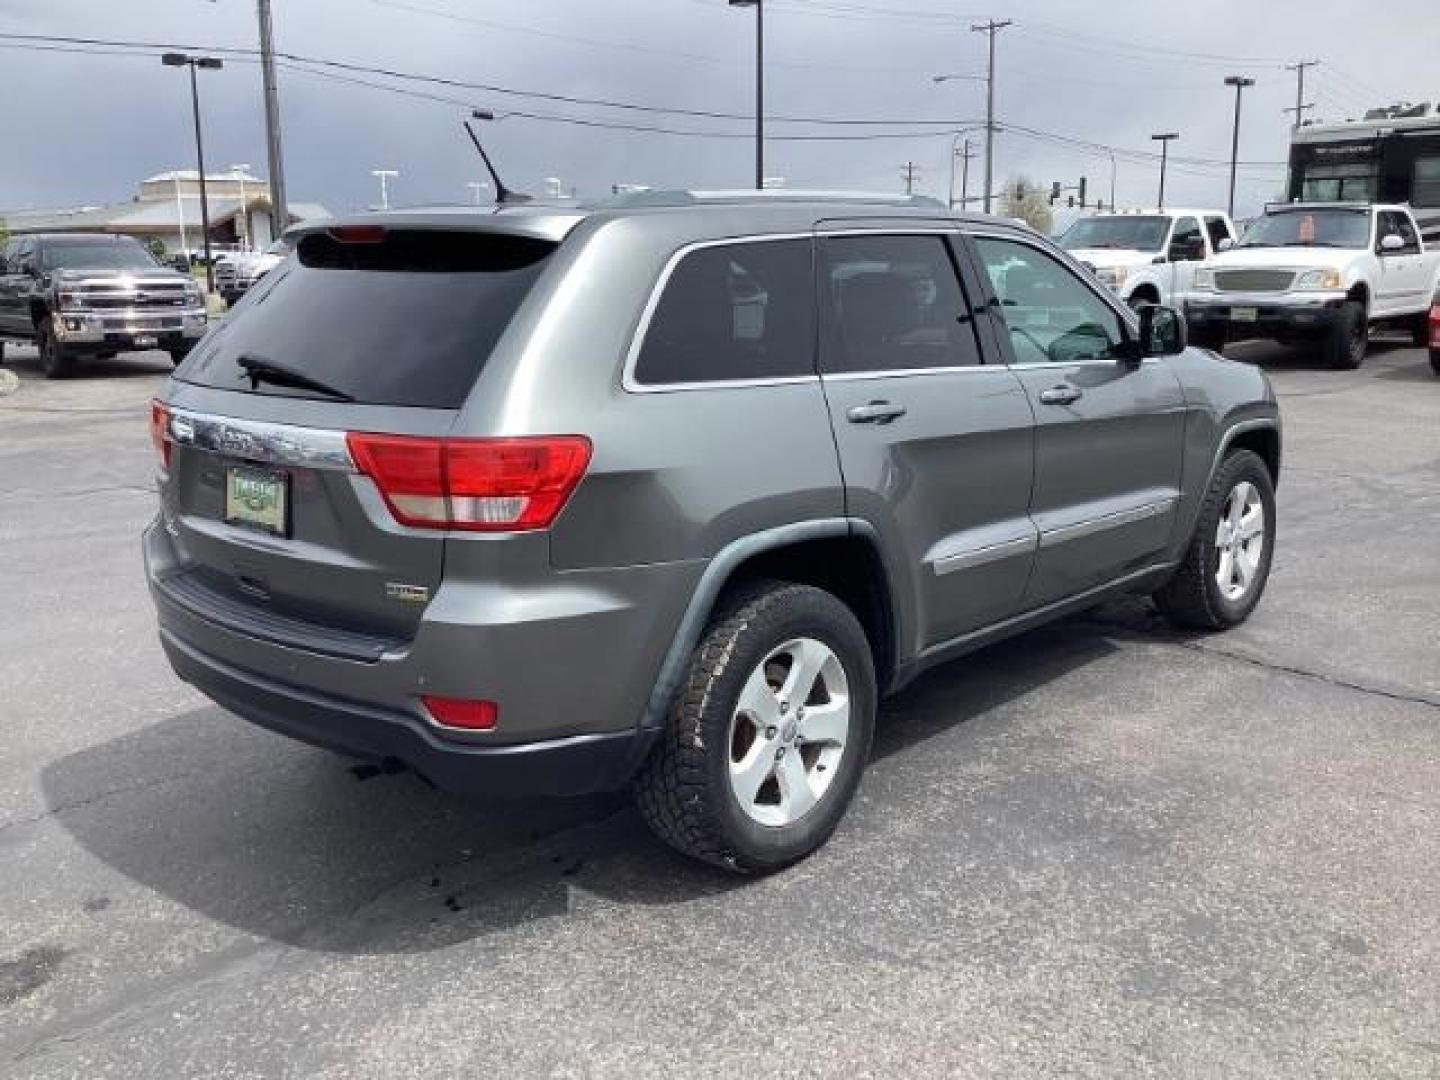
[587, 188, 948, 210]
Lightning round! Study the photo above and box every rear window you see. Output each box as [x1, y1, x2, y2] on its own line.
[176, 230, 556, 408]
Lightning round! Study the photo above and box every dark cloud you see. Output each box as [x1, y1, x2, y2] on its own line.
[1, 0, 1433, 217]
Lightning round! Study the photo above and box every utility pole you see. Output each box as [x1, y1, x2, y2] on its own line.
[1284, 59, 1319, 130]
[971, 18, 1012, 215]
[257, 0, 289, 236]
[1224, 75, 1256, 218]
[901, 161, 919, 196]
[947, 135, 975, 210]
[960, 139, 973, 209]
[1151, 132, 1179, 209]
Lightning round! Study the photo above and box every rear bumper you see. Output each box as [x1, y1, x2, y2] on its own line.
[160, 627, 658, 797]
[1185, 292, 1347, 338]
[144, 520, 700, 797]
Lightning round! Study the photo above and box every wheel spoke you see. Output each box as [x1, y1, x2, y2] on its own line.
[779, 638, 831, 708]
[1227, 488, 1247, 528]
[1236, 505, 1264, 542]
[730, 744, 776, 809]
[798, 700, 849, 747]
[775, 752, 818, 821]
[736, 665, 781, 729]
[1235, 544, 1259, 588]
[1217, 548, 1234, 590]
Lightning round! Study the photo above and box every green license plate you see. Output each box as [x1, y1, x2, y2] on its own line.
[225, 465, 289, 536]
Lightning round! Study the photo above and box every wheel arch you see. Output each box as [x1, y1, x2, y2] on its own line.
[641, 520, 901, 731]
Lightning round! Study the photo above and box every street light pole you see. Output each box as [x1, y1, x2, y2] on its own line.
[162, 52, 223, 293]
[231, 164, 251, 249]
[1224, 76, 1255, 218]
[371, 169, 398, 210]
[729, 0, 763, 189]
[1151, 132, 1179, 209]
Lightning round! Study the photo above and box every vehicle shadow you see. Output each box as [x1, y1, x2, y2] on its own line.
[2, 346, 172, 380]
[40, 616, 1123, 956]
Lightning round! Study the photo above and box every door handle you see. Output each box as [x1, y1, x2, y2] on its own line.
[846, 400, 907, 425]
[1038, 385, 1083, 406]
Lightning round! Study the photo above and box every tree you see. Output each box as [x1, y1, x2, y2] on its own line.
[0, 218, 9, 247]
[146, 236, 168, 260]
[999, 176, 1054, 234]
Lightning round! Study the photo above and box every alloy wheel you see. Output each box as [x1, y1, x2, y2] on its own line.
[727, 637, 850, 828]
[1214, 481, 1265, 601]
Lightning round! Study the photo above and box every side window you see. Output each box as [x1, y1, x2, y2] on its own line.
[1205, 216, 1233, 251]
[818, 234, 981, 374]
[972, 236, 1126, 366]
[14, 242, 36, 274]
[1378, 212, 1421, 254]
[1169, 217, 1204, 260]
[634, 239, 814, 386]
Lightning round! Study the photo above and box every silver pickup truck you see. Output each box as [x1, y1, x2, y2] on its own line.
[0, 233, 208, 378]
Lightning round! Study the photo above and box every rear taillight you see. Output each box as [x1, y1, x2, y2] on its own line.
[1429, 304, 1440, 348]
[346, 433, 592, 532]
[150, 400, 173, 469]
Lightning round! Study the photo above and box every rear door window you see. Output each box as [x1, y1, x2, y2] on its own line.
[633, 239, 815, 386]
[176, 229, 556, 408]
[818, 233, 982, 374]
[1204, 216, 1233, 251]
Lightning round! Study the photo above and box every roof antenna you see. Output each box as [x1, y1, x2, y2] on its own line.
[464, 110, 531, 205]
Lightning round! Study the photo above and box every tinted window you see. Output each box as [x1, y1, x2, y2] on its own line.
[1415, 157, 1440, 209]
[974, 237, 1125, 366]
[1169, 217, 1204, 258]
[634, 239, 814, 386]
[176, 230, 555, 408]
[41, 238, 157, 271]
[1300, 162, 1379, 202]
[819, 234, 980, 374]
[1205, 216, 1232, 251]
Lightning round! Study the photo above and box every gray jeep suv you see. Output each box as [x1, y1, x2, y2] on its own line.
[145, 192, 1281, 872]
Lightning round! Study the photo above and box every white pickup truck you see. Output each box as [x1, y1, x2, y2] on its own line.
[1184, 203, 1440, 369]
[1057, 208, 1237, 309]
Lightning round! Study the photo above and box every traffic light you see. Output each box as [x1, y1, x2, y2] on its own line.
[1050, 181, 1062, 205]
[1078, 176, 1088, 208]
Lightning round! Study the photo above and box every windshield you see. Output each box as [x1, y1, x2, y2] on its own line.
[1239, 209, 1371, 249]
[1058, 216, 1170, 252]
[42, 239, 158, 271]
[176, 229, 556, 408]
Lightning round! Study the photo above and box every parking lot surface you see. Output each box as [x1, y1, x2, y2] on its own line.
[1, 342, 1437, 1078]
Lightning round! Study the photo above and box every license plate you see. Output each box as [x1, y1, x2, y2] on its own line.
[225, 466, 289, 536]
[1231, 307, 1259, 323]
[133, 334, 158, 348]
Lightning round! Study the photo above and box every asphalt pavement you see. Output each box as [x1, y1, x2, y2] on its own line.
[1, 340, 1436, 1079]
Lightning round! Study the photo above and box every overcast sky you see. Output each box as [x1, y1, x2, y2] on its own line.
[1, 0, 1434, 219]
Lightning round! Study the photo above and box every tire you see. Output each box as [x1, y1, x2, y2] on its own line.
[634, 581, 877, 874]
[1324, 301, 1367, 370]
[1409, 312, 1430, 349]
[1154, 448, 1276, 631]
[37, 319, 74, 379]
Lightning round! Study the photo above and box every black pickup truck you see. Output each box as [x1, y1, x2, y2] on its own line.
[0, 233, 209, 378]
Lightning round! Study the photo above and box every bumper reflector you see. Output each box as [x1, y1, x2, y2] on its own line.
[423, 696, 499, 731]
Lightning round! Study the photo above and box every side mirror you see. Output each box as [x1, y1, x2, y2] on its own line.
[1137, 304, 1187, 359]
[1217, 237, 1236, 252]
[1380, 233, 1406, 252]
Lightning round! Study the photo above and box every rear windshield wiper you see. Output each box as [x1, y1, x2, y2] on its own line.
[237, 354, 354, 401]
